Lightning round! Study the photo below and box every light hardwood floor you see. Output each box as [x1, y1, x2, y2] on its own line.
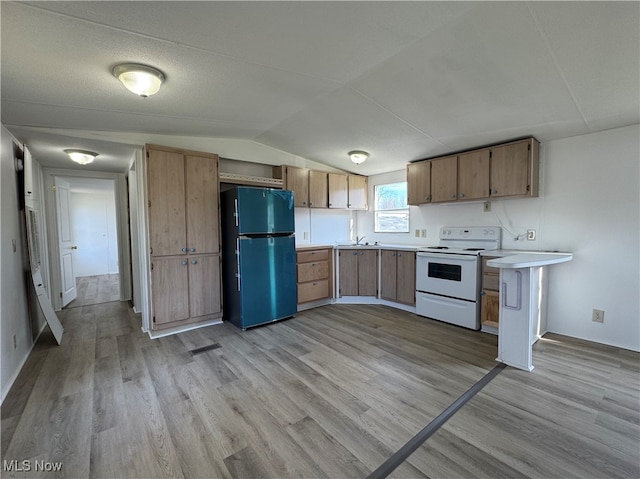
[65, 275, 120, 309]
[1, 302, 638, 478]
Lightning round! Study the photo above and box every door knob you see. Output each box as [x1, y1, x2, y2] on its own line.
[71, 245, 78, 250]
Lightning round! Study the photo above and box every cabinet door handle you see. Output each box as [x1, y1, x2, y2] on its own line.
[181, 260, 188, 266]
[398, 253, 402, 257]
[182, 247, 187, 253]
[359, 251, 364, 256]
[328, 203, 332, 206]
[190, 248, 196, 253]
[191, 260, 197, 265]
[450, 193, 456, 198]
[353, 251, 358, 255]
[309, 202, 313, 206]
[391, 252, 395, 256]
[459, 193, 465, 198]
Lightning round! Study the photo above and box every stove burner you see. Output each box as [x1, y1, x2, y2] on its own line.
[428, 246, 449, 250]
[464, 248, 485, 251]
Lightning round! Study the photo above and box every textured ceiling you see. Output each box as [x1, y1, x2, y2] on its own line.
[2, 1, 639, 175]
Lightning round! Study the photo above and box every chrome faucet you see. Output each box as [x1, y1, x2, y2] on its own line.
[355, 235, 366, 245]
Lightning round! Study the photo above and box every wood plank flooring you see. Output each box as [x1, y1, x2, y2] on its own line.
[65, 274, 120, 309]
[1, 302, 638, 478]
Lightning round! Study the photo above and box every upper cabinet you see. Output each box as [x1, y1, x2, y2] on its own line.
[431, 156, 457, 203]
[490, 139, 539, 198]
[407, 137, 539, 205]
[308, 170, 328, 208]
[148, 148, 219, 256]
[458, 149, 490, 201]
[275, 166, 367, 210]
[328, 173, 348, 209]
[407, 161, 431, 205]
[347, 175, 368, 210]
[275, 165, 309, 207]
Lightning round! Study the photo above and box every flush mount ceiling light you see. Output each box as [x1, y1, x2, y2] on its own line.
[112, 63, 165, 97]
[348, 150, 369, 165]
[64, 149, 98, 165]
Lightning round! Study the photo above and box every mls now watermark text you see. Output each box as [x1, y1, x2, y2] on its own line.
[4, 460, 63, 472]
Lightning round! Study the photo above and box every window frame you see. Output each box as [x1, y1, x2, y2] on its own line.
[373, 181, 410, 234]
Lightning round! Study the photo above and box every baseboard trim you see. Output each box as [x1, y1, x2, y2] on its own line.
[1, 322, 48, 406]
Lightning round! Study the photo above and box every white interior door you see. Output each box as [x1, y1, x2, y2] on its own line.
[55, 177, 77, 306]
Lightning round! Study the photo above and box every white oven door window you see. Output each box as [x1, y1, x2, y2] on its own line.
[417, 253, 478, 301]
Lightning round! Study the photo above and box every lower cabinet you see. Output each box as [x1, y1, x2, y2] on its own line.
[297, 248, 333, 303]
[380, 250, 416, 305]
[151, 254, 221, 329]
[480, 256, 500, 332]
[338, 249, 378, 297]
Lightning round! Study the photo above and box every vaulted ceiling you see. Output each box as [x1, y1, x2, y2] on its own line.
[2, 1, 639, 175]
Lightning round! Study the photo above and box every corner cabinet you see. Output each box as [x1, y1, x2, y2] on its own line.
[146, 144, 222, 330]
[338, 249, 377, 297]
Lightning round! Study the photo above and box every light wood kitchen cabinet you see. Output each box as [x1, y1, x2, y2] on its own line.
[146, 144, 222, 330]
[328, 173, 348, 209]
[430, 156, 458, 203]
[338, 249, 377, 297]
[407, 161, 431, 205]
[490, 138, 539, 198]
[406, 137, 539, 205]
[380, 250, 416, 305]
[296, 247, 333, 304]
[151, 255, 221, 328]
[274, 165, 309, 207]
[458, 149, 490, 200]
[347, 175, 368, 210]
[273, 166, 328, 207]
[308, 170, 328, 208]
[480, 256, 500, 333]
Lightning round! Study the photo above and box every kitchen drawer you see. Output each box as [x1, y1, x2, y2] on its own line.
[482, 257, 501, 275]
[482, 273, 500, 291]
[297, 249, 330, 263]
[298, 260, 329, 282]
[298, 280, 330, 303]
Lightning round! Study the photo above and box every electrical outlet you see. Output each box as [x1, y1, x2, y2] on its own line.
[483, 202, 491, 212]
[415, 229, 420, 238]
[527, 229, 536, 240]
[421, 229, 427, 238]
[592, 309, 604, 323]
[12, 334, 17, 349]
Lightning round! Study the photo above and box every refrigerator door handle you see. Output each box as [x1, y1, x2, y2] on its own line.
[234, 198, 239, 227]
[236, 238, 241, 291]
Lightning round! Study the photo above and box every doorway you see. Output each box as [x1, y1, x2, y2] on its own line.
[61, 177, 120, 308]
[44, 169, 131, 312]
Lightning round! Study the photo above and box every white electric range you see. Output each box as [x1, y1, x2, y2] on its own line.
[416, 226, 501, 330]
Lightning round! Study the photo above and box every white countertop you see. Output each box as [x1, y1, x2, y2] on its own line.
[487, 252, 573, 268]
[334, 243, 421, 251]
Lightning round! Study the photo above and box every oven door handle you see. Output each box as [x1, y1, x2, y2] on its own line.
[417, 252, 478, 262]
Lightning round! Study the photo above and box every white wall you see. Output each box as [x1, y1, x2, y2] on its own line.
[358, 125, 640, 351]
[70, 188, 119, 276]
[1, 126, 46, 402]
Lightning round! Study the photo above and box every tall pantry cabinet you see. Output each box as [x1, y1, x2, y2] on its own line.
[146, 144, 222, 330]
